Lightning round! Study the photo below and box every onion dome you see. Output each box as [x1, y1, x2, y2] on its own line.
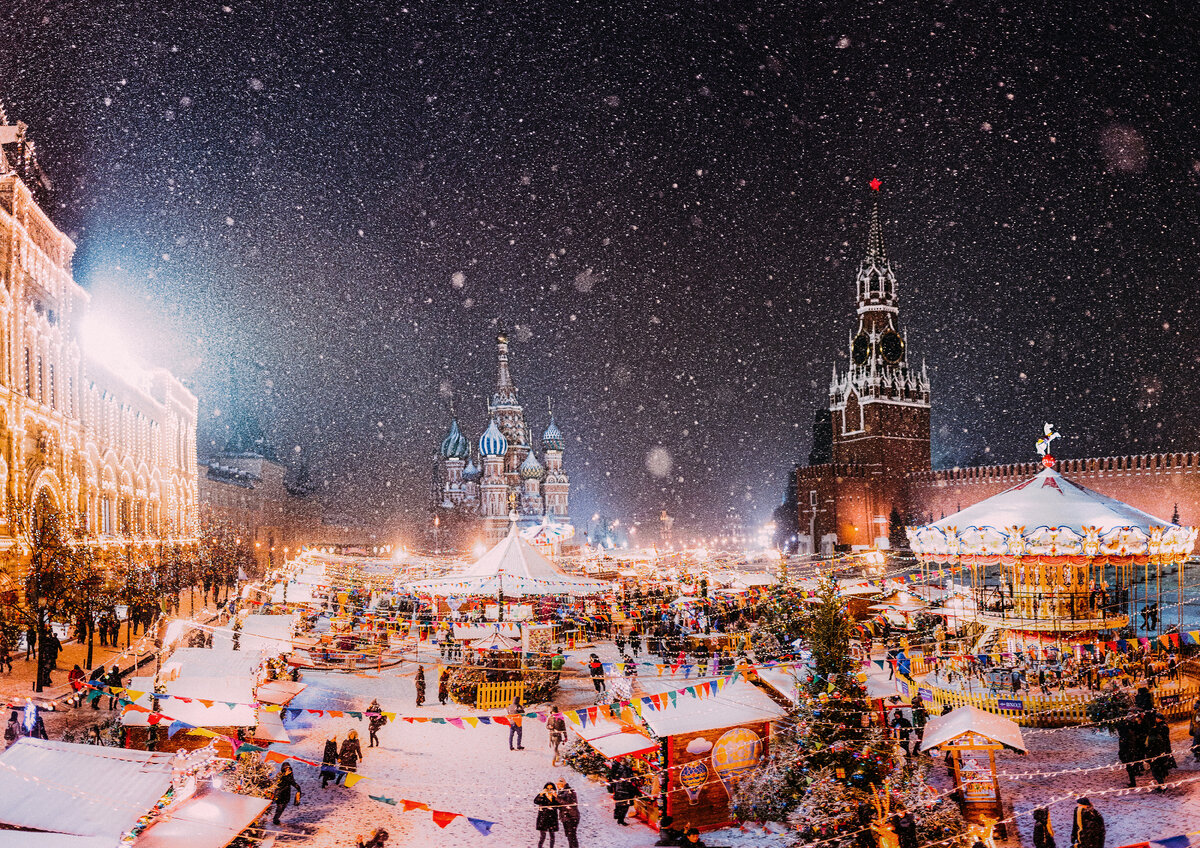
[439, 418, 470, 460]
[542, 416, 565, 452]
[463, 458, 480, 480]
[519, 450, 545, 480]
[479, 419, 509, 457]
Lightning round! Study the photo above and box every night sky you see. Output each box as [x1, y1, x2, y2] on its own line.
[2, 1, 1199, 539]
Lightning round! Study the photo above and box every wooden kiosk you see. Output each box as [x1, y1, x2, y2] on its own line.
[920, 705, 1025, 836]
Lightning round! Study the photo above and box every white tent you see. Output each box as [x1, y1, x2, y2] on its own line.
[402, 530, 613, 598]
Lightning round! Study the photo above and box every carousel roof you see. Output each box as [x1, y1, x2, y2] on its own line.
[907, 465, 1197, 560]
[401, 529, 612, 597]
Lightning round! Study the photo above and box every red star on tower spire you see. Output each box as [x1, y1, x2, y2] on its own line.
[869, 177, 882, 191]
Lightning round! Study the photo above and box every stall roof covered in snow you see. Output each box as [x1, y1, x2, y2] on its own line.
[639, 679, 786, 737]
[908, 466, 1196, 559]
[919, 705, 1026, 753]
[0, 739, 174, 840]
[571, 716, 659, 759]
[401, 530, 613, 597]
[160, 647, 268, 680]
[122, 675, 259, 728]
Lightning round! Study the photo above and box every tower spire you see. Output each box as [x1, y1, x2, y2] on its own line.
[866, 199, 887, 263]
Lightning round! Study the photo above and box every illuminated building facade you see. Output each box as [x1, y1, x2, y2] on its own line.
[0, 111, 199, 582]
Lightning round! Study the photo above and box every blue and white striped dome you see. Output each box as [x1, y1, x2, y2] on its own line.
[439, 418, 470, 460]
[519, 451, 545, 480]
[479, 419, 509, 457]
[542, 417, 565, 452]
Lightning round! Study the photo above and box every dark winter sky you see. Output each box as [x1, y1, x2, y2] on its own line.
[2, 1, 1199, 538]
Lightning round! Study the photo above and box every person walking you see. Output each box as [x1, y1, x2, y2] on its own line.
[415, 665, 426, 707]
[438, 668, 449, 705]
[24, 627, 35, 661]
[339, 729, 363, 776]
[0, 640, 12, 674]
[1146, 713, 1175, 790]
[320, 735, 341, 787]
[87, 666, 105, 709]
[534, 782, 559, 848]
[612, 773, 636, 826]
[894, 810, 918, 848]
[507, 696, 525, 750]
[4, 710, 20, 748]
[588, 654, 606, 693]
[271, 763, 302, 826]
[1117, 717, 1145, 787]
[1033, 807, 1055, 848]
[105, 665, 123, 710]
[556, 778, 580, 848]
[1070, 798, 1105, 848]
[367, 700, 386, 748]
[548, 705, 567, 766]
[1189, 702, 1200, 762]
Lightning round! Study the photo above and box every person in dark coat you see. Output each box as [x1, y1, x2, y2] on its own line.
[612, 774, 636, 826]
[1070, 798, 1104, 848]
[588, 654, 606, 692]
[556, 778, 580, 848]
[1134, 686, 1153, 715]
[1145, 713, 1175, 789]
[1117, 717, 1145, 787]
[367, 699, 386, 748]
[415, 665, 426, 706]
[892, 711, 913, 757]
[87, 666, 106, 709]
[1034, 806, 1055, 848]
[656, 813, 685, 846]
[104, 666, 123, 710]
[438, 669, 449, 705]
[271, 763, 302, 825]
[339, 730, 363, 774]
[894, 810, 918, 848]
[534, 782, 559, 848]
[321, 735, 340, 787]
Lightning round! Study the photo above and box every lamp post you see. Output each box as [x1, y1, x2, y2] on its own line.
[34, 595, 46, 693]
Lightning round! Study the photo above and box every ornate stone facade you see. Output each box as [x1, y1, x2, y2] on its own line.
[0, 117, 199, 580]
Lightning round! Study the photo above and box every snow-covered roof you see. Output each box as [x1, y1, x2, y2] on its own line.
[908, 466, 1197, 559]
[0, 739, 174, 840]
[122, 675, 258, 728]
[919, 705, 1026, 753]
[402, 530, 613, 597]
[639, 679, 786, 737]
[571, 715, 658, 759]
[160, 647, 267, 680]
[135, 788, 271, 848]
[756, 667, 804, 705]
[468, 626, 522, 651]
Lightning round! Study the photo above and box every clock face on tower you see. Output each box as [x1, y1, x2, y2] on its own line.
[852, 333, 871, 366]
[879, 330, 904, 364]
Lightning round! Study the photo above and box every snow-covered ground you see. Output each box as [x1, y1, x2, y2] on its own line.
[265, 639, 777, 847]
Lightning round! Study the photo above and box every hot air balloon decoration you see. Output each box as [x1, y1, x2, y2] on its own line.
[679, 760, 709, 805]
[710, 727, 763, 799]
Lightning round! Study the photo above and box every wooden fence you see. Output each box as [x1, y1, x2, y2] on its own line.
[477, 680, 525, 710]
[904, 676, 1198, 727]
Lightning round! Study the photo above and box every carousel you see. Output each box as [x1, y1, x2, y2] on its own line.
[907, 429, 1197, 636]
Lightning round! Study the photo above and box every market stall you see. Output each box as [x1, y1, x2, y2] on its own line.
[635, 679, 788, 833]
[920, 705, 1025, 832]
[0, 739, 268, 848]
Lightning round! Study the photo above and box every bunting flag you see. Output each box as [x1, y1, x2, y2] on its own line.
[369, 794, 397, 805]
[468, 817, 496, 836]
[432, 811, 460, 828]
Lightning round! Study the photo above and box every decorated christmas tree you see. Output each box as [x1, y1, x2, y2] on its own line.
[733, 579, 891, 825]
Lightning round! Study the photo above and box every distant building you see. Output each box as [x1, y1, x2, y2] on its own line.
[0, 108, 199, 584]
[432, 335, 571, 546]
[199, 416, 365, 572]
[794, 193, 1200, 554]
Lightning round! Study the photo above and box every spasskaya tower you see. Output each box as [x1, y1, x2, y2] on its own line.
[797, 182, 931, 552]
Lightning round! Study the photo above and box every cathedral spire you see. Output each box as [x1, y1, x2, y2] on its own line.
[496, 333, 514, 391]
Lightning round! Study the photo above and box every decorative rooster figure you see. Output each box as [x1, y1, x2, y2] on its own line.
[1036, 423, 1060, 467]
